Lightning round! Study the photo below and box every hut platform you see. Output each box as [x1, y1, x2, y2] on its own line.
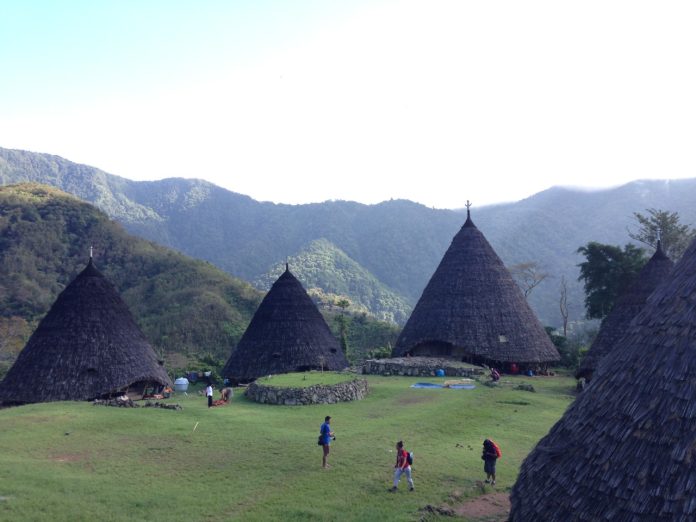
[362, 357, 485, 378]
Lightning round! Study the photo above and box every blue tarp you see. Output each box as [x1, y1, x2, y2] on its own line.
[410, 383, 476, 390]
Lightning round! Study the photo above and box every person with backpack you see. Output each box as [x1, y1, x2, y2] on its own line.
[389, 440, 414, 492]
[319, 415, 335, 469]
[482, 438, 501, 485]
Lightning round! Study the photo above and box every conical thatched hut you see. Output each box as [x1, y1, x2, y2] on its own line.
[0, 259, 171, 405]
[393, 210, 559, 368]
[222, 266, 348, 383]
[576, 241, 673, 381]
[509, 236, 696, 521]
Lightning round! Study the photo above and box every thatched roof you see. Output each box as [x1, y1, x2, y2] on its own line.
[222, 266, 348, 382]
[576, 242, 673, 380]
[0, 259, 171, 404]
[509, 236, 696, 521]
[393, 211, 559, 365]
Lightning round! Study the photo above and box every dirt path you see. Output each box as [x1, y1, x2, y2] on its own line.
[454, 492, 510, 521]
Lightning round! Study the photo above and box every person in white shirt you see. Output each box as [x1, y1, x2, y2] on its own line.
[205, 383, 213, 408]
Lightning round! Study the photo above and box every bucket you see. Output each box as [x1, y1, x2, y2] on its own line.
[174, 377, 189, 392]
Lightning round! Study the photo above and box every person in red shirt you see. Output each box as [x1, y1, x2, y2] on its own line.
[389, 440, 414, 492]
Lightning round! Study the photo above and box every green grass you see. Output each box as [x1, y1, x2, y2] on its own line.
[258, 371, 357, 388]
[0, 374, 576, 521]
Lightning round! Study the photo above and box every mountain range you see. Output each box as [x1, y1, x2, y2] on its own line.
[3, 146, 696, 327]
[0, 183, 400, 377]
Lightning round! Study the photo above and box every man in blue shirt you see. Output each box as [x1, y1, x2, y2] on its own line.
[320, 415, 335, 469]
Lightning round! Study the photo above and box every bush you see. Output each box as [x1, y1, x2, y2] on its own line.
[366, 346, 392, 360]
[546, 327, 582, 369]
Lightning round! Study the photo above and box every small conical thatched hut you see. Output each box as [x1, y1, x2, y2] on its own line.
[222, 266, 348, 383]
[393, 210, 559, 368]
[576, 241, 673, 381]
[0, 259, 171, 405]
[509, 236, 696, 521]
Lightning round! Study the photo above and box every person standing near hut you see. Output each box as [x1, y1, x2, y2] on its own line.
[205, 383, 213, 408]
[320, 415, 335, 469]
[482, 439, 501, 485]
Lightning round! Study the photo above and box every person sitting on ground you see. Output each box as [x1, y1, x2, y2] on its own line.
[389, 441, 414, 492]
[220, 387, 233, 402]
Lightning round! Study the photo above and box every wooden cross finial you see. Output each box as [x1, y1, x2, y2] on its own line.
[465, 200, 472, 219]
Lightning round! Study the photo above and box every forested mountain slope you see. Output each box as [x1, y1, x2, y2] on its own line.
[0, 184, 399, 376]
[3, 147, 695, 326]
[0, 184, 261, 371]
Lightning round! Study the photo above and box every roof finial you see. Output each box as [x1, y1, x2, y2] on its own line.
[285, 257, 289, 272]
[90, 245, 93, 259]
[656, 229, 663, 255]
[465, 200, 472, 220]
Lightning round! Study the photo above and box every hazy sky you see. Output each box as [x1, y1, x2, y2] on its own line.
[1, 1, 695, 208]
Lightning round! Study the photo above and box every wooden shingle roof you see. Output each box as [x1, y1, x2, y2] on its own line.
[222, 267, 348, 382]
[0, 259, 171, 404]
[393, 212, 559, 365]
[510, 236, 696, 521]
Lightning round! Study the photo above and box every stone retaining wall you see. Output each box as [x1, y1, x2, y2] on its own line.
[245, 379, 369, 405]
[362, 357, 485, 377]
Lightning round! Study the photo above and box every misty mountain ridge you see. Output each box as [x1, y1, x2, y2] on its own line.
[3, 146, 696, 327]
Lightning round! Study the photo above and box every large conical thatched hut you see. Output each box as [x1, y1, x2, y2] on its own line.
[393, 210, 559, 368]
[509, 236, 696, 521]
[222, 266, 348, 383]
[576, 241, 673, 381]
[0, 259, 171, 405]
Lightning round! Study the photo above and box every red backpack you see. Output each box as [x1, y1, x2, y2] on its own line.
[490, 440, 502, 458]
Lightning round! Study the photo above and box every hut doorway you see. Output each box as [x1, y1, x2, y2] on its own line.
[410, 341, 454, 358]
[107, 381, 165, 401]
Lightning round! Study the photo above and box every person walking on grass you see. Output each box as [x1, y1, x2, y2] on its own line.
[320, 415, 335, 469]
[482, 438, 501, 485]
[205, 383, 214, 408]
[389, 441, 414, 492]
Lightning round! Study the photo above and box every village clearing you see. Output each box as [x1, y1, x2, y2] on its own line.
[0, 373, 575, 521]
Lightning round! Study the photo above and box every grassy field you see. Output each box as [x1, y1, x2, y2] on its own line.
[0, 373, 576, 522]
[258, 371, 357, 387]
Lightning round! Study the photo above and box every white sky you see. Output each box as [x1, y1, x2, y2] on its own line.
[1, 1, 695, 209]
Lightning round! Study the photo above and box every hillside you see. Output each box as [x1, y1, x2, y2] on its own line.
[3, 147, 696, 327]
[254, 239, 412, 324]
[0, 184, 263, 372]
[0, 184, 400, 375]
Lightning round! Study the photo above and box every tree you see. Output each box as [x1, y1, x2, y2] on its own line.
[509, 262, 549, 298]
[334, 298, 351, 357]
[577, 242, 647, 320]
[627, 208, 696, 260]
[545, 327, 581, 369]
[559, 276, 569, 337]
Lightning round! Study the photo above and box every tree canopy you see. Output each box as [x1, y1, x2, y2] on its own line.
[628, 208, 696, 260]
[577, 242, 647, 320]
